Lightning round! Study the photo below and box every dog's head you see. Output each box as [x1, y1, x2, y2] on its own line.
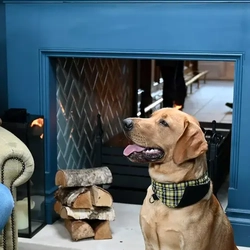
[123, 108, 208, 165]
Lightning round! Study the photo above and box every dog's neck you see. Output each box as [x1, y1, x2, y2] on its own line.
[149, 154, 210, 208]
[148, 154, 207, 184]
[151, 171, 210, 208]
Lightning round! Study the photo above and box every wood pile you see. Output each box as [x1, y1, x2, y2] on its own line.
[54, 166, 115, 241]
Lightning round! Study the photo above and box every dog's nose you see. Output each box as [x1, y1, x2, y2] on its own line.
[123, 118, 134, 131]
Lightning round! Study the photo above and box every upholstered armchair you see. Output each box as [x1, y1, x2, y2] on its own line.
[0, 124, 34, 250]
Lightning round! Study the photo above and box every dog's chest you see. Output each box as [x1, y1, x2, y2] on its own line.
[140, 186, 207, 250]
[141, 200, 192, 230]
[140, 205, 205, 250]
[140, 204, 186, 250]
[141, 186, 198, 227]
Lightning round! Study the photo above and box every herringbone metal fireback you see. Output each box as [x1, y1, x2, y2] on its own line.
[56, 57, 136, 169]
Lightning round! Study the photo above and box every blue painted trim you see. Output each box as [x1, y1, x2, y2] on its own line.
[3, 0, 250, 3]
[227, 208, 250, 221]
[40, 49, 246, 226]
[39, 51, 48, 116]
[42, 49, 242, 60]
[45, 193, 59, 224]
[40, 52, 58, 205]
[228, 222, 250, 247]
[0, 2, 8, 115]
[229, 56, 243, 189]
[45, 185, 58, 195]
[40, 49, 243, 223]
[40, 52, 58, 224]
[227, 208, 250, 246]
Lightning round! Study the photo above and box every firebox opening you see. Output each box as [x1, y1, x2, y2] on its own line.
[55, 57, 234, 210]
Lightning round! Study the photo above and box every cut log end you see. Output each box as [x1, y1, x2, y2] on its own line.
[92, 220, 112, 240]
[90, 185, 113, 207]
[60, 207, 71, 220]
[65, 220, 94, 241]
[55, 170, 67, 187]
[54, 200, 62, 214]
[72, 191, 93, 209]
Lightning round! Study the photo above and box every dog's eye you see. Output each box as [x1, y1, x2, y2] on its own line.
[159, 119, 169, 127]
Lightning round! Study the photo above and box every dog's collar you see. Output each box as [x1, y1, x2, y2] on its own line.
[151, 172, 210, 208]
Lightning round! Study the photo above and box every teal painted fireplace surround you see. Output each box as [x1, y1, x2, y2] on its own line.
[1, 0, 250, 246]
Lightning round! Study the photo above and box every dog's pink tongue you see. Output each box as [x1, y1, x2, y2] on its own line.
[123, 144, 146, 156]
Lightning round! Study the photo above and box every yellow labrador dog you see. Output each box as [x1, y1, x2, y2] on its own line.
[123, 108, 237, 250]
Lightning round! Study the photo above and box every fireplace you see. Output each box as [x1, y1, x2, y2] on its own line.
[2, 1, 250, 246]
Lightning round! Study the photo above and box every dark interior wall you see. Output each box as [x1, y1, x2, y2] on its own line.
[0, 2, 8, 115]
[56, 57, 136, 169]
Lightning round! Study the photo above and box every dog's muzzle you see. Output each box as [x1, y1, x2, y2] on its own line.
[123, 118, 164, 163]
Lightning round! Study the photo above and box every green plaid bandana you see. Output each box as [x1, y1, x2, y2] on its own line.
[151, 173, 210, 208]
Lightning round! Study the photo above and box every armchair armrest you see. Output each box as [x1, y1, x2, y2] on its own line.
[0, 126, 34, 188]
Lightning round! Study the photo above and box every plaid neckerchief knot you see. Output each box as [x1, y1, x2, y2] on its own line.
[151, 172, 210, 208]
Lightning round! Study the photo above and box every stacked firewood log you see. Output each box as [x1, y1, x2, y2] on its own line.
[54, 166, 115, 241]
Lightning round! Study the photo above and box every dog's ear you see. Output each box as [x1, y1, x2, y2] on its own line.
[173, 120, 208, 165]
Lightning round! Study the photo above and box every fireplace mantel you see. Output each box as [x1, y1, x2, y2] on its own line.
[1, 0, 250, 246]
